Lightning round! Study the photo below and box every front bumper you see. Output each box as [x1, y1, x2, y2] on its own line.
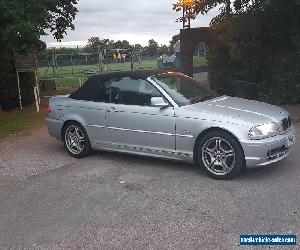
[241, 127, 296, 168]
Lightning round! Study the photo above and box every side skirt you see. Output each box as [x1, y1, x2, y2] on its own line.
[91, 141, 194, 163]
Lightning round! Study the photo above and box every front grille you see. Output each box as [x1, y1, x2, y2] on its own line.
[281, 116, 292, 132]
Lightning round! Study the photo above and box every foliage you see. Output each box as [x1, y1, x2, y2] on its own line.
[0, 0, 78, 110]
[143, 39, 159, 57]
[172, 0, 299, 104]
[208, 0, 300, 104]
[0, 52, 38, 111]
[158, 45, 169, 55]
[169, 34, 180, 54]
[84, 37, 170, 57]
[0, 47, 19, 111]
[85, 37, 114, 53]
[173, 0, 263, 22]
[0, 0, 78, 52]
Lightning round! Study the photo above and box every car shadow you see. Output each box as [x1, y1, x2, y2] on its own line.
[71, 148, 290, 181]
[239, 161, 284, 181]
[90, 149, 202, 174]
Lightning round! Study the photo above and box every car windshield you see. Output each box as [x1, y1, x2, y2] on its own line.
[151, 73, 218, 107]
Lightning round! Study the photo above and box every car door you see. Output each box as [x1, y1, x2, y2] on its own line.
[106, 76, 176, 154]
[65, 77, 111, 148]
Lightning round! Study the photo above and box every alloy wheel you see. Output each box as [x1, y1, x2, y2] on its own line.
[65, 125, 85, 155]
[201, 137, 235, 176]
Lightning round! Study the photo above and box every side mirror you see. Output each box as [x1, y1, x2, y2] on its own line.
[151, 97, 169, 108]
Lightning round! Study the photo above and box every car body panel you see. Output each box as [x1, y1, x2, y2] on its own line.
[46, 72, 296, 168]
[186, 96, 289, 126]
[63, 99, 110, 147]
[106, 103, 176, 153]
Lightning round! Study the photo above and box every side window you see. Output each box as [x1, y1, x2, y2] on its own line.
[111, 77, 162, 106]
[95, 80, 111, 103]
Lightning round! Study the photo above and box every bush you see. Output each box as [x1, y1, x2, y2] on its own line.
[0, 50, 19, 111]
[208, 3, 300, 104]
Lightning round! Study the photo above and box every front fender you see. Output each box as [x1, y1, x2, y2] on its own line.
[175, 114, 252, 157]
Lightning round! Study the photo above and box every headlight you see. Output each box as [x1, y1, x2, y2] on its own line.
[249, 122, 279, 139]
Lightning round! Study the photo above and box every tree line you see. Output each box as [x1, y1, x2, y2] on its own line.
[174, 0, 300, 104]
[41, 36, 180, 58]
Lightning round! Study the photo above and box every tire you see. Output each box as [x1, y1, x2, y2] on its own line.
[197, 130, 245, 180]
[62, 121, 92, 158]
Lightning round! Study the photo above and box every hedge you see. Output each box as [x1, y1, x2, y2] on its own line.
[208, 6, 300, 104]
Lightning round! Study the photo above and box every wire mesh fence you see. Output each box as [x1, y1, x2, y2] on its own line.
[37, 54, 158, 88]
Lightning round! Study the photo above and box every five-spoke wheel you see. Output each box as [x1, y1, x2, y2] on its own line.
[197, 130, 245, 179]
[63, 121, 92, 158]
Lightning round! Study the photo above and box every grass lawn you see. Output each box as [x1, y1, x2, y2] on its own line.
[38, 58, 208, 88]
[0, 106, 47, 139]
[193, 56, 208, 67]
[0, 89, 72, 140]
[38, 59, 158, 87]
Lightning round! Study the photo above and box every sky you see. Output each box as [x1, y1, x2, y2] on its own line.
[42, 0, 219, 48]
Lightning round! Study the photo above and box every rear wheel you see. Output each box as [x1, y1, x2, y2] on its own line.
[197, 130, 245, 179]
[63, 121, 92, 158]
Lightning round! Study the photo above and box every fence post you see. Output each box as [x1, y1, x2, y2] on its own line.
[16, 71, 23, 110]
[34, 87, 40, 112]
[34, 70, 41, 104]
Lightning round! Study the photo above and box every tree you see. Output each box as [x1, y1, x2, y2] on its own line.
[113, 40, 132, 50]
[85, 37, 114, 52]
[0, 0, 78, 52]
[158, 45, 169, 55]
[173, 0, 263, 23]
[173, 0, 226, 23]
[169, 34, 180, 54]
[206, 0, 300, 104]
[133, 44, 143, 52]
[172, 0, 300, 104]
[145, 39, 159, 57]
[0, 0, 78, 110]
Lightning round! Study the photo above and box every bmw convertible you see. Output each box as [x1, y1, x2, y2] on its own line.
[46, 71, 296, 179]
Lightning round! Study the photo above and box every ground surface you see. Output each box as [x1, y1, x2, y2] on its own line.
[0, 124, 299, 249]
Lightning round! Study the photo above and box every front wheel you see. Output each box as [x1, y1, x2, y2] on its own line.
[63, 121, 92, 158]
[197, 131, 245, 179]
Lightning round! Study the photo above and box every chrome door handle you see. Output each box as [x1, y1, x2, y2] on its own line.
[106, 107, 116, 112]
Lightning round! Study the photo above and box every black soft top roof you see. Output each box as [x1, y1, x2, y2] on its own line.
[69, 70, 179, 101]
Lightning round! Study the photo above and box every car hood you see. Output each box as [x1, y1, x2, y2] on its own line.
[183, 96, 289, 125]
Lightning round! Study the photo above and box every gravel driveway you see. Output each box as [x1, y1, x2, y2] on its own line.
[0, 125, 299, 249]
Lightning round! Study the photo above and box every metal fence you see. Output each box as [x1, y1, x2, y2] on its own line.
[37, 55, 158, 88]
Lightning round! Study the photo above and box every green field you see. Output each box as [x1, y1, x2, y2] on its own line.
[193, 56, 208, 67]
[0, 106, 46, 140]
[38, 57, 208, 88]
[0, 89, 72, 139]
[38, 59, 158, 87]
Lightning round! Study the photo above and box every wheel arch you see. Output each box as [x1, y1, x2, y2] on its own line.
[61, 119, 85, 140]
[193, 127, 245, 163]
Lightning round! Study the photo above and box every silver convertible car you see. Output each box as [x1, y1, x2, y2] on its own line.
[46, 71, 296, 179]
